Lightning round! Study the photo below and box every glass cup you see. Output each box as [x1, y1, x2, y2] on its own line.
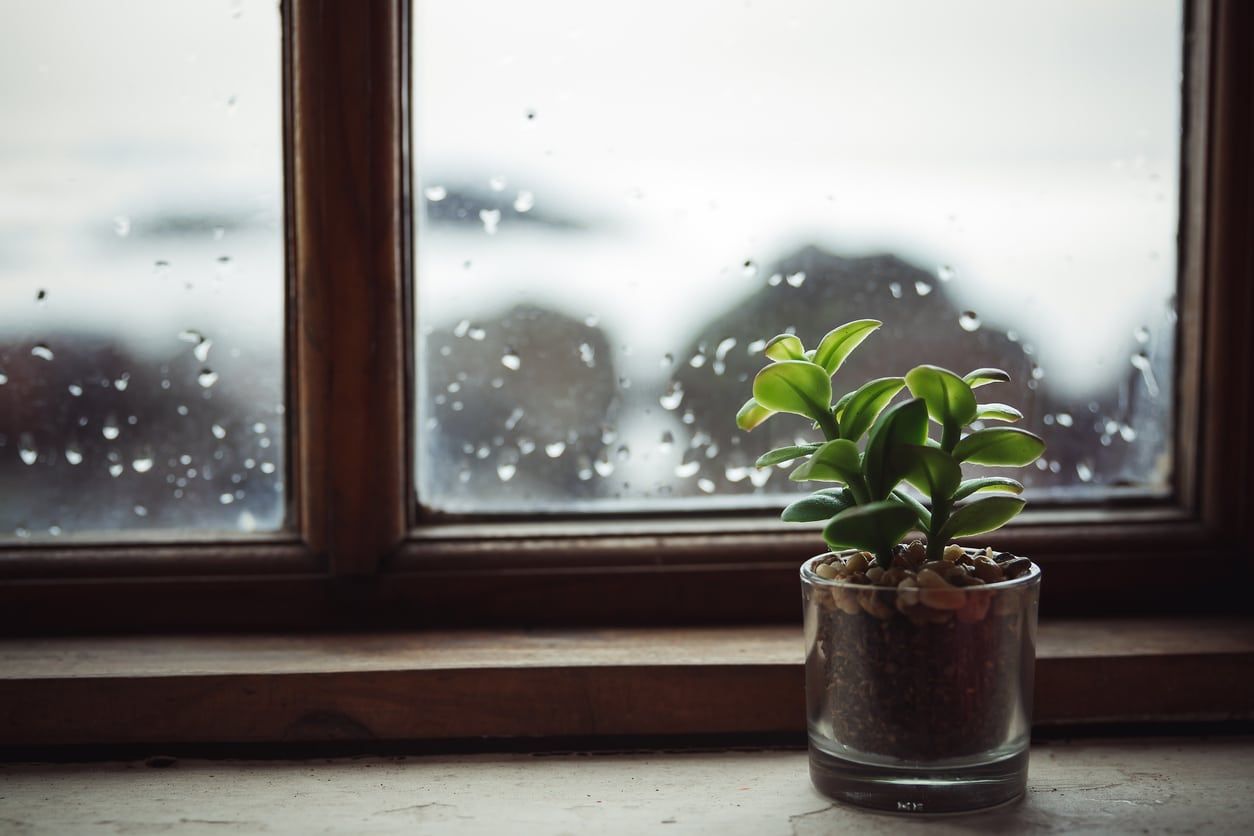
[801, 550, 1041, 813]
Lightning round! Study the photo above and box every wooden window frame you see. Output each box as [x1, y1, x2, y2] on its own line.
[0, 0, 1250, 634]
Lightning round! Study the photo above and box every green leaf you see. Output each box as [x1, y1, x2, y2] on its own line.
[790, 439, 861, 483]
[938, 495, 1027, 541]
[752, 361, 833, 422]
[976, 402, 1024, 422]
[964, 367, 1011, 388]
[890, 444, 961, 502]
[953, 477, 1025, 501]
[812, 319, 882, 376]
[890, 488, 932, 530]
[736, 398, 775, 431]
[824, 500, 918, 555]
[905, 365, 978, 435]
[832, 390, 856, 423]
[754, 444, 821, 468]
[863, 397, 930, 499]
[764, 334, 805, 362]
[781, 489, 854, 523]
[838, 377, 906, 442]
[953, 427, 1046, 466]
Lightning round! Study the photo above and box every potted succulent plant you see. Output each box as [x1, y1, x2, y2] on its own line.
[737, 320, 1044, 813]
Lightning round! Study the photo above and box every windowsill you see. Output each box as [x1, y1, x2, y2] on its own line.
[1, 617, 1251, 749]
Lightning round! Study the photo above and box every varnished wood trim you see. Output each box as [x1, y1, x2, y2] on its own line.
[1, 620, 1249, 747]
[289, 0, 408, 573]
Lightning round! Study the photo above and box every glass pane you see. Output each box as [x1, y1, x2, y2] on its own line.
[0, 0, 285, 538]
[413, 0, 1181, 514]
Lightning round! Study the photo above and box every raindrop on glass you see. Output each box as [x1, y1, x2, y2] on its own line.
[219, 492, 235, 505]
[513, 191, 535, 213]
[424, 185, 447, 202]
[786, 271, 806, 288]
[64, 445, 83, 466]
[18, 434, 37, 466]
[131, 455, 154, 473]
[113, 215, 131, 237]
[30, 344, 54, 361]
[1130, 352, 1159, 397]
[108, 463, 125, 478]
[1134, 326, 1150, 345]
[504, 407, 525, 431]
[888, 282, 903, 299]
[1076, 462, 1094, 482]
[767, 273, 782, 287]
[1056, 412, 1074, 428]
[578, 342, 596, 368]
[489, 175, 507, 192]
[659, 380, 685, 411]
[193, 339, 213, 363]
[497, 461, 517, 482]
[501, 348, 521, 370]
[742, 260, 757, 278]
[937, 264, 956, 282]
[593, 454, 615, 478]
[659, 430, 675, 453]
[133, 505, 148, 517]
[198, 369, 220, 388]
[958, 311, 981, 332]
[102, 417, 120, 440]
[914, 281, 933, 296]
[674, 460, 700, 478]
[479, 208, 502, 235]
[697, 478, 716, 494]
[544, 441, 566, 458]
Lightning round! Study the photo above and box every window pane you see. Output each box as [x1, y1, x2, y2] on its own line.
[413, 0, 1181, 514]
[0, 0, 285, 537]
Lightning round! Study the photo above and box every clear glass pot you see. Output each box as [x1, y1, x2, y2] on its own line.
[801, 548, 1041, 813]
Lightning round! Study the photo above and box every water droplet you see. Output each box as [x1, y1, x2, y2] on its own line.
[113, 373, 130, 392]
[725, 465, 749, 483]
[252, 422, 266, 434]
[937, 264, 956, 282]
[453, 319, 471, 338]
[108, 463, 124, 478]
[786, 271, 806, 288]
[688, 348, 707, 368]
[133, 505, 148, 517]
[489, 175, 507, 192]
[697, 478, 716, 494]
[914, 280, 933, 296]
[64, 445, 83, 465]
[674, 460, 700, 478]
[518, 437, 536, 455]
[545, 441, 566, 458]
[468, 327, 486, 341]
[660, 381, 685, 410]
[593, 454, 615, 478]
[1056, 412, 1073, 428]
[681, 409, 695, 426]
[30, 344, 54, 361]
[480, 208, 501, 235]
[659, 430, 675, 453]
[178, 329, 204, 345]
[260, 461, 277, 474]
[48, 525, 62, 536]
[748, 467, 771, 488]
[226, 94, 238, 113]
[742, 260, 758, 278]
[958, 311, 981, 332]
[497, 460, 517, 482]
[198, 369, 220, 388]
[1076, 462, 1094, 482]
[578, 342, 596, 367]
[424, 185, 447, 202]
[1119, 423, 1138, 442]
[505, 407, 525, 431]
[1130, 352, 1160, 397]
[767, 272, 783, 287]
[713, 338, 737, 376]
[18, 434, 37, 466]
[36, 288, 47, 302]
[102, 417, 120, 440]
[584, 314, 600, 328]
[888, 282, 903, 299]
[131, 455, 154, 473]
[177, 405, 190, 416]
[194, 338, 213, 363]
[219, 492, 235, 505]
[1134, 326, 1150, 345]
[113, 215, 131, 237]
[525, 108, 537, 120]
[512, 190, 535, 213]
[0, 372, 7, 386]
[501, 348, 521, 370]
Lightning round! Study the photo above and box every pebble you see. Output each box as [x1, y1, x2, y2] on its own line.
[815, 562, 838, 580]
[846, 552, 870, 574]
[1000, 557, 1032, 579]
[973, 557, 1005, 583]
[943, 544, 966, 562]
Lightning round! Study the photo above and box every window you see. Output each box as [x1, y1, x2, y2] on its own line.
[0, 0, 1248, 633]
[413, 0, 1180, 515]
[0, 0, 285, 538]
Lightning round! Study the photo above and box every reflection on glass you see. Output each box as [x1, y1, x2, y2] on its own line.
[0, 0, 285, 537]
[414, 0, 1181, 514]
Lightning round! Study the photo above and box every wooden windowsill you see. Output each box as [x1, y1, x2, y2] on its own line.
[1, 617, 1251, 749]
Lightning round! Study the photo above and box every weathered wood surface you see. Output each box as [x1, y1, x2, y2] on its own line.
[0, 620, 1251, 746]
[2, 738, 1252, 835]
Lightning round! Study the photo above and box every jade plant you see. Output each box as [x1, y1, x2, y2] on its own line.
[737, 320, 1045, 569]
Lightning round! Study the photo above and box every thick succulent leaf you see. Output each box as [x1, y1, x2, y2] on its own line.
[953, 427, 1046, 466]
[890, 488, 932, 530]
[938, 495, 1027, 540]
[824, 500, 918, 554]
[838, 377, 906, 442]
[790, 439, 861, 483]
[754, 443, 821, 468]
[832, 390, 856, 423]
[905, 365, 978, 432]
[964, 367, 1012, 388]
[863, 397, 930, 499]
[752, 361, 833, 422]
[764, 334, 805, 362]
[736, 398, 775, 431]
[889, 444, 962, 502]
[976, 402, 1024, 422]
[953, 477, 1025, 501]
[781, 489, 854, 523]
[812, 319, 882, 376]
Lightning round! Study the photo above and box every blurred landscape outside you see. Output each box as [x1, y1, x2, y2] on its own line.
[414, 0, 1182, 514]
[0, 1, 1183, 539]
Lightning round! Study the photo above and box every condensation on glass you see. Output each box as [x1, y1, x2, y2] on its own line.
[0, 1, 285, 537]
[413, 0, 1182, 514]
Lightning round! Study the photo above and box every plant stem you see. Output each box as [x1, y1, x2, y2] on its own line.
[875, 546, 894, 570]
[815, 409, 840, 442]
[927, 498, 949, 561]
[940, 420, 960, 453]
